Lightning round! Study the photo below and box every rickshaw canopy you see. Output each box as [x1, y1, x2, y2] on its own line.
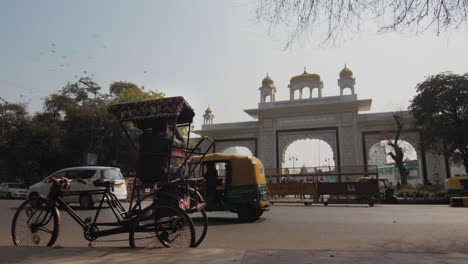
[108, 96, 195, 124]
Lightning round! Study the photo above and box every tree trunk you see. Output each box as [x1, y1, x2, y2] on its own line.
[463, 155, 468, 176]
[389, 149, 408, 186]
[387, 114, 409, 186]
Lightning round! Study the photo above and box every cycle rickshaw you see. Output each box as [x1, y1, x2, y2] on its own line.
[11, 96, 214, 248]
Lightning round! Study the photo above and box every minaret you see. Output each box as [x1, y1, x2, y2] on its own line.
[259, 73, 276, 103]
[338, 65, 356, 96]
[203, 107, 214, 125]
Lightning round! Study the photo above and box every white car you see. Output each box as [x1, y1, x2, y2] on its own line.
[0, 182, 28, 199]
[28, 166, 127, 209]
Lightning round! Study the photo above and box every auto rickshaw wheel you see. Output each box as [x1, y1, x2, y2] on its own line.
[257, 209, 264, 217]
[237, 205, 259, 222]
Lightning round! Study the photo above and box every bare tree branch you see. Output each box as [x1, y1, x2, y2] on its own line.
[257, 0, 468, 47]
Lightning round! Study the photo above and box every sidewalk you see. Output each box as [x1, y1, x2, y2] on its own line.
[1, 246, 467, 264]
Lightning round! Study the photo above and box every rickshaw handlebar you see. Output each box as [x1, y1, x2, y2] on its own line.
[48, 177, 60, 185]
[48, 176, 88, 185]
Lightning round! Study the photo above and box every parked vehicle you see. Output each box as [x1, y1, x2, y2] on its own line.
[445, 175, 468, 198]
[28, 166, 127, 209]
[189, 153, 271, 222]
[0, 182, 28, 199]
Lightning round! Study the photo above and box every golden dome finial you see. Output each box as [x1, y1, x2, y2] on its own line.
[290, 69, 321, 83]
[340, 64, 353, 78]
[205, 106, 212, 114]
[262, 73, 274, 86]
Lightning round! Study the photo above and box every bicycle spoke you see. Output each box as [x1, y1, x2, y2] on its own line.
[12, 199, 59, 247]
[129, 205, 195, 248]
[37, 227, 54, 234]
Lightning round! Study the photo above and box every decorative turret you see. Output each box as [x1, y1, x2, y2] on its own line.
[203, 107, 214, 125]
[259, 73, 276, 103]
[338, 65, 356, 96]
[288, 67, 323, 100]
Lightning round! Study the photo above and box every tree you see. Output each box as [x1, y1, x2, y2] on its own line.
[256, 0, 468, 47]
[108, 81, 164, 105]
[409, 73, 468, 175]
[0, 78, 170, 182]
[385, 114, 410, 186]
[107, 82, 165, 174]
[0, 102, 65, 183]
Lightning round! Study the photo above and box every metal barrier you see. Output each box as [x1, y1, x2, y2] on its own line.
[265, 166, 380, 206]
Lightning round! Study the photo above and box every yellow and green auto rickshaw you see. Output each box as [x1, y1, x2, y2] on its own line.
[189, 153, 271, 221]
[445, 176, 468, 198]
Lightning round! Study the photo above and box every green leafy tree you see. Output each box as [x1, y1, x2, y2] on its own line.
[1, 78, 169, 182]
[409, 73, 468, 175]
[42, 77, 106, 167]
[109, 81, 164, 104]
[0, 102, 64, 183]
[107, 81, 165, 175]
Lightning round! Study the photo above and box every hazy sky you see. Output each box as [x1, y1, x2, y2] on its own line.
[2, 0, 468, 133]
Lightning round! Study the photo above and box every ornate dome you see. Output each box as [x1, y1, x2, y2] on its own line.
[205, 107, 212, 114]
[290, 70, 321, 83]
[339, 65, 353, 78]
[262, 74, 274, 86]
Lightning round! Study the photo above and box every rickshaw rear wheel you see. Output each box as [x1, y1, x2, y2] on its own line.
[190, 209, 208, 247]
[237, 205, 259, 222]
[129, 204, 195, 248]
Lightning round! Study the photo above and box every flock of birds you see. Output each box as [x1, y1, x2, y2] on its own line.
[2, 34, 150, 104]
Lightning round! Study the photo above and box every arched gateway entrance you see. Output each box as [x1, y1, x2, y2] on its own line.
[194, 66, 448, 185]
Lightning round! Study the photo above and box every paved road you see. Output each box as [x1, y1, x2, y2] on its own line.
[1, 200, 468, 253]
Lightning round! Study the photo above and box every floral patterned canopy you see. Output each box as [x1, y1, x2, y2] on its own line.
[108, 96, 195, 124]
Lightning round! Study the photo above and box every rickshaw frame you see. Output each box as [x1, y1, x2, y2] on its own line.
[11, 97, 214, 248]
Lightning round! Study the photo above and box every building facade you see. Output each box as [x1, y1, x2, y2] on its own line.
[194, 66, 449, 185]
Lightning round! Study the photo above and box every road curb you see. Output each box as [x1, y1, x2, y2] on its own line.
[2, 247, 468, 264]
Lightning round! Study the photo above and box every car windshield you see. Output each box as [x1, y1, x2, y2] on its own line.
[8, 183, 26, 188]
[101, 169, 123, 180]
[67, 170, 97, 180]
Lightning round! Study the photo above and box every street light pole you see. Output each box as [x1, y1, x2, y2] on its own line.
[289, 156, 298, 169]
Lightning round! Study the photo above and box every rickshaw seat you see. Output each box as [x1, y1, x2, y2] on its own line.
[93, 179, 116, 188]
[171, 147, 188, 158]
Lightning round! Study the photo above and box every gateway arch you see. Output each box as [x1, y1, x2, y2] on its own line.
[194, 66, 448, 185]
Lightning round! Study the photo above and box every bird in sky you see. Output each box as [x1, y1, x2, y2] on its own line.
[51, 43, 56, 46]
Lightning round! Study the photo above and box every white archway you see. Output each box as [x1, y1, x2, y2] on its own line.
[278, 129, 338, 170]
[215, 139, 256, 157]
[367, 139, 421, 186]
[282, 139, 336, 173]
[222, 146, 253, 156]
